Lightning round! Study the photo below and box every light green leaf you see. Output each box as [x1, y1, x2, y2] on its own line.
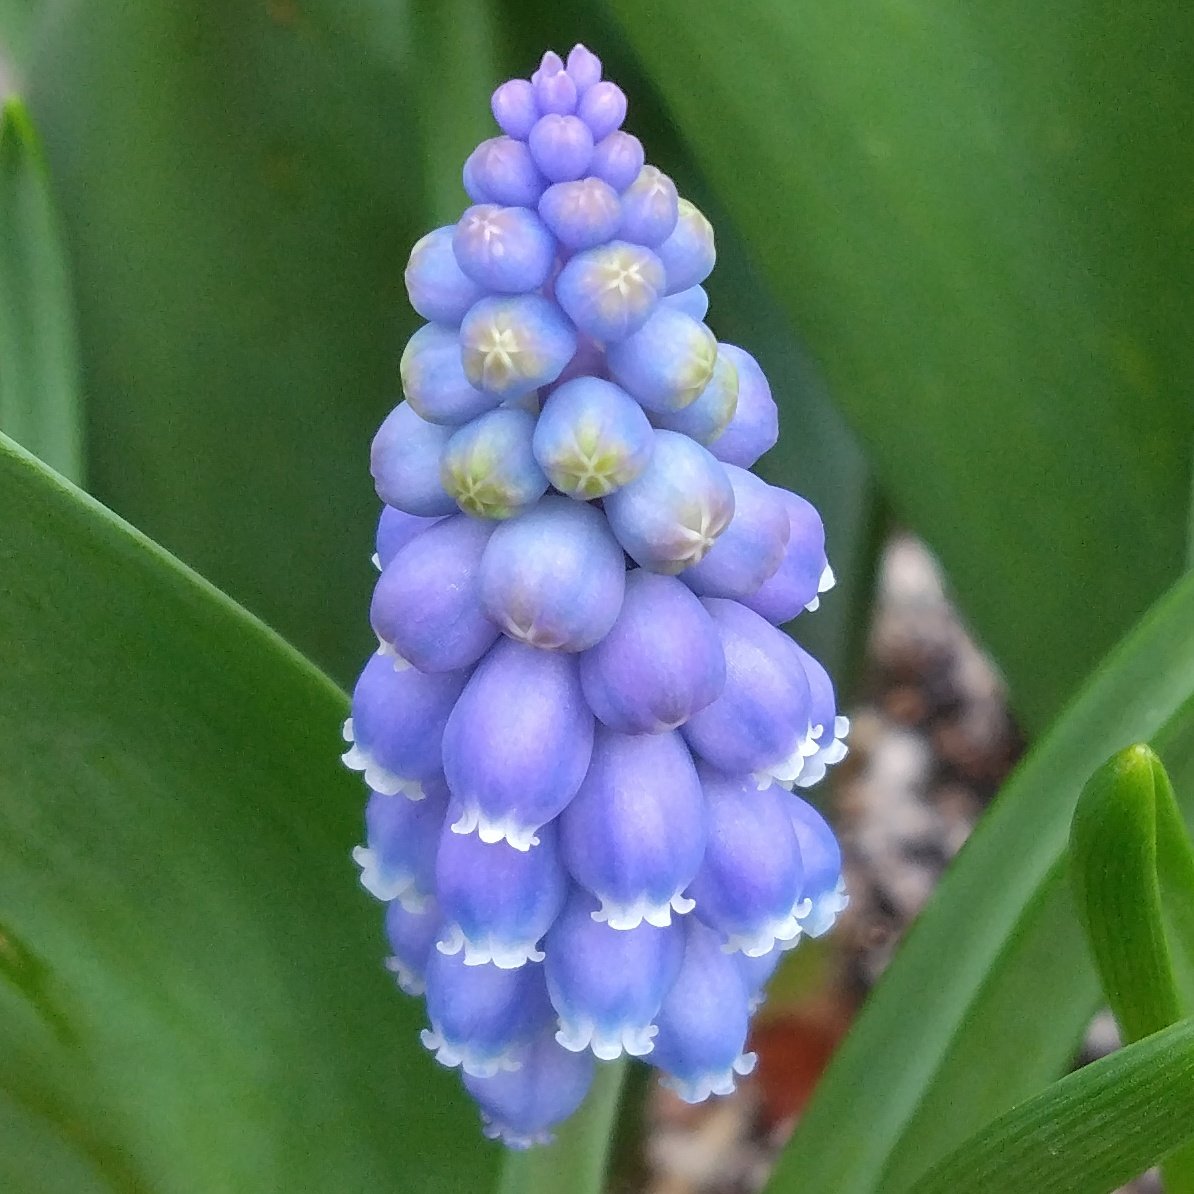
[915, 1017, 1194, 1194]
[0, 432, 496, 1192]
[608, 0, 1194, 731]
[0, 98, 82, 481]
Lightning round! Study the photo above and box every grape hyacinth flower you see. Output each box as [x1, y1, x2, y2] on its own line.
[344, 45, 850, 1149]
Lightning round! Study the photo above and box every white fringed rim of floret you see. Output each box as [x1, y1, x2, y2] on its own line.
[351, 844, 429, 910]
[436, 922, 546, 969]
[341, 718, 426, 799]
[719, 896, 812, 958]
[555, 1016, 658, 1061]
[660, 1050, 758, 1104]
[420, 1026, 525, 1078]
[799, 875, 849, 939]
[450, 804, 541, 852]
[590, 890, 695, 931]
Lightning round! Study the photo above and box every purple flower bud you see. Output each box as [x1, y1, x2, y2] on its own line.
[440, 408, 549, 520]
[533, 376, 654, 499]
[491, 78, 538, 140]
[554, 241, 666, 343]
[453, 205, 556, 294]
[400, 323, 500, 426]
[687, 769, 806, 956]
[463, 137, 546, 208]
[590, 131, 645, 192]
[651, 347, 739, 445]
[788, 641, 850, 789]
[374, 505, 440, 572]
[371, 515, 498, 672]
[651, 919, 757, 1103]
[606, 307, 717, 412]
[681, 465, 790, 599]
[657, 198, 716, 293]
[681, 599, 814, 786]
[443, 639, 594, 850]
[559, 727, 706, 929]
[534, 50, 565, 80]
[618, 166, 679, 247]
[546, 889, 685, 1059]
[353, 780, 450, 908]
[480, 496, 626, 651]
[459, 294, 577, 400]
[660, 284, 710, 321]
[537, 178, 622, 250]
[405, 226, 486, 325]
[579, 570, 725, 734]
[603, 430, 735, 573]
[528, 114, 594, 182]
[787, 795, 848, 937]
[342, 652, 468, 797]
[707, 343, 779, 468]
[565, 43, 603, 93]
[577, 81, 627, 141]
[436, 820, 568, 968]
[465, 1028, 595, 1149]
[370, 402, 457, 517]
[533, 62, 577, 115]
[739, 489, 831, 624]
[385, 897, 443, 996]
[421, 949, 554, 1076]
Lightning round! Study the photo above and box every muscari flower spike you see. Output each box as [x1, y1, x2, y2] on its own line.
[344, 44, 850, 1149]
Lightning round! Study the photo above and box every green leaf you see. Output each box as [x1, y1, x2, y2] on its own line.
[0, 432, 496, 1192]
[761, 570, 1194, 1193]
[914, 1017, 1194, 1194]
[0, 98, 82, 482]
[608, 0, 1194, 731]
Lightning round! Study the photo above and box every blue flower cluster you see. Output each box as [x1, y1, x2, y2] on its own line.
[344, 45, 849, 1149]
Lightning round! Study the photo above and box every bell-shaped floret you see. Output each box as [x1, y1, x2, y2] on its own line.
[480, 497, 626, 651]
[533, 377, 654, 499]
[546, 889, 685, 1060]
[443, 639, 594, 850]
[421, 950, 554, 1077]
[734, 943, 785, 1012]
[681, 600, 814, 786]
[370, 402, 457, 517]
[788, 641, 850, 788]
[400, 323, 498, 427]
[453, 205, 556, 294]
[528, 114, 594, 182]
[554, 241, 666, 343]
[606, 307, 717, 412]
[603, 430, 735, 574]
[565, 43, 602, 93]
[440, 408, 549, 520]
[618, 166, 679, 247]
[590, 130, 645, 192]
[465, 1028, 595, 1150]
[460, 294, 577, 401]
[342, 653, 468, 797]
[374, 505, 440, 571]
[538, 178, 622, 251]
[651, 348, 738, 446]
[353, 779, 450, 908]
[707, 343, 779, 468]
[371, 515, 498, 672]
[559, 727, 706, 929]
[405, 226, 486, 325]
[532, 53, 577, 115]
[651, 919, 757, 1103]
[687, 769, 807, 956]
[491, 78, 538, 140]
[660, 284, 709, 321]
[436, 820, 568, 969]
[787, 795, 849, 938]
[385, 897, 443, 996]
[577, 80, 626, 141]
[657, 199, 716, 293]
[681, 465, 790, 599]
[579, 571, 725, 734]
[463, 136, 545, 208]
[739, 489, 832, 623]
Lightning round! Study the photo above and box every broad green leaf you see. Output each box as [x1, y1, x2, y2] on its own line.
[760, 571, 1194, 1193]
[0, 432, 496, 1192]
[915, 1017, 1194, 1194]
[0, 98, 82, 481]
[608, 0, 1194, 731]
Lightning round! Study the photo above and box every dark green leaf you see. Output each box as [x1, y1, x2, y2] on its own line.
[0, 432, 496, 1192]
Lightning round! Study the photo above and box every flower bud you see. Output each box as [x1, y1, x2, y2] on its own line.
[385, 898, 443, 996]
[353, 779, 450, 908]
[565, 43, 602, 92]
[651, 348, 738, 445]
[528, 114, 593, 182]
[546, 889, 685, 1059]
[739, 488, 831, 623]
[659, 284, 709, 321]
[463, 136, 546, 208]
[440, 408, 549, 520]
[370, 402, 457, 517]
[707, 343, 779, 467]
[554, 241, 666, 343]
[453, 205, 556, 293]
[400, 323, 499, 426]
[374, 505, 440, 571]
[532, 376, 654, 498]
[537, 178, 622, 250]
[579, 571, 725, 734]
[491, 78, 538, 140]
[787, 795, 849, 937]
[405, 226, 485, 325]
[657, 199, 716, 293]
[618, 166, 679, 247]
[603, 430, 735, 573]
[480, 496, 626, 651]
[443, 639, 594, 850]
[577, 81, 627, 141]
[460, 294, 577, 400]
[559, 727, 706, 929]
[590, 131, 645, 191]
[533, 61, 577, 115]
[606, 307, 717, 412]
